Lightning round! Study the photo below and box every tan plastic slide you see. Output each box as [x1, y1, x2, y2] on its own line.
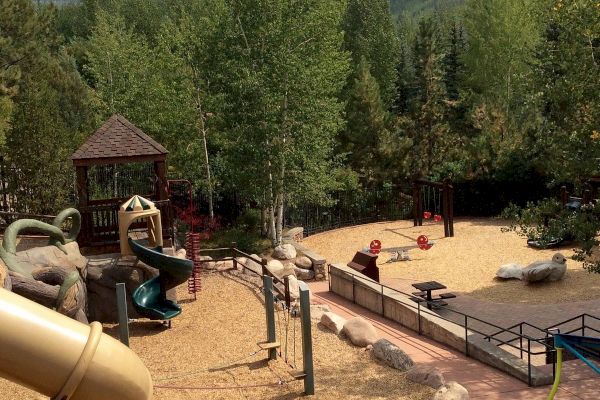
[0, 288, 153, 400]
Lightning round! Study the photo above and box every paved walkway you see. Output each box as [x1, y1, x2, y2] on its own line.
[308, 281, 600, 399]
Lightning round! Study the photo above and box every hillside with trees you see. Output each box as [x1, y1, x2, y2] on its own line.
[1, 0, 598, 245]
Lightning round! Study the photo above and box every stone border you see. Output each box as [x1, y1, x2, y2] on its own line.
[329, 264, 553, 386]
[283, 231, 328, 281]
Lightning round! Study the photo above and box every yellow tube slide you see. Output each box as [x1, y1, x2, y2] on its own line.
[0, 288, 153, 400]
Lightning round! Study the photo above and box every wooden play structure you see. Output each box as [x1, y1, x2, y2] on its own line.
[412, 179, 454, 237]
[118, 195, 163, 256]
[71, 114, 172, 249]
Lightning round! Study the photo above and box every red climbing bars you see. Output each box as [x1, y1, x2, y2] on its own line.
[186, 232, 202, 299]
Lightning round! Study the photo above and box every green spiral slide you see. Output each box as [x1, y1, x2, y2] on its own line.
[129, 238, 193, 321]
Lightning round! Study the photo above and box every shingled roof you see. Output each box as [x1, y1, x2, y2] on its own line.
[72, 114, 168, 166]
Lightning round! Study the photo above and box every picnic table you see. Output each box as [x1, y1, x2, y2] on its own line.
[411, 281, 455, 310]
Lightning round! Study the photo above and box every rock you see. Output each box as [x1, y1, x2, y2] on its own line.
[14, 242, 87, 276]
[406, 365, 445, 389]
[522, 253, 568, 283]
[295, 256, 313, 269]
[0, 258, 10, 290]
[293, 265, 315, 280]
[283, 227, 304, 242]
[215, 260, 234, 271]
[175, 249, 187, 259]
[242, 255, 263, 275]
[273, 244, 297, 260]
[281, 263, 296, 278]
[496, 263, 523, 280]
[372, 338, 414, 371]
[320, 312, 346, 335]
[433, 381, 469, 400]
[86, 257, 158, 322]
[287, 275, 300, 299]
[310, 304, 331, 321]
[342, 317, 379, 347]
[366, 344, 373, 351]
[235, 257, 247, 270]
[198, 255, 214, 270]
[267, 259, 284, 277]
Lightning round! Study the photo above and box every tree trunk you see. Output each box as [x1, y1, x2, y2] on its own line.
[192, 67, 214, 221]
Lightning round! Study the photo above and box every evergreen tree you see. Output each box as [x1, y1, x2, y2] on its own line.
[342, 0, 400, 107]
[341, 58, 390, 184]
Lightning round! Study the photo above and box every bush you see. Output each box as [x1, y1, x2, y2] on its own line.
[236, 208, 262, 233]
[204, 228, 271, 255]
[502, 199, 600, 273]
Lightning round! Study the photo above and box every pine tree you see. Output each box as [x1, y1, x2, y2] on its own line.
[341, 58, 390, 184]
[342, 0, 400, 107]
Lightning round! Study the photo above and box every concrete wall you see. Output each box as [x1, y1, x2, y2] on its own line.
[329, 264, 553, 386]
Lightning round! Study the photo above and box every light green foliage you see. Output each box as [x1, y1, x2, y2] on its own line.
[342, 0, 400, 106]
[462, 0, 542, 162]
[85, 10, 197, 178]
[217, 0, 350, 242]
[533, 0, 600, 185]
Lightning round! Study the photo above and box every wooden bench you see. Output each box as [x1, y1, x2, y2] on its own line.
[412, 291, 427, 297]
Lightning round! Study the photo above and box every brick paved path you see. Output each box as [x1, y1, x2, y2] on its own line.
[309, 280, 600, 399]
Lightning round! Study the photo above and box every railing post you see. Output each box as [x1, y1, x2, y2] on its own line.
[116, 283, 130, 346]
[464, 315, 469, 356]
[418, 302, 422, 335]
[520, 324, 523, 359]
[261, 258, 268, 277]
[263, 275, 277, 361]
[299, 282, 315, 395]
[381, 284, 385, 316]
[328, 264, 331, 292]
[527, 339, 532, 386]
[582, 314, 586, 336]
[284, 276, 291, 310]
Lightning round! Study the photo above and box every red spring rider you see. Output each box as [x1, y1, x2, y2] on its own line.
[369, 239, 382, 254]
[417, 235, 433, 250]
[423, 211, 432, 219]
[433, 214, 442, 222]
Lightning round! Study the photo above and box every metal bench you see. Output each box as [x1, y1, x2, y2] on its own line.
[439, 293, 457, 299]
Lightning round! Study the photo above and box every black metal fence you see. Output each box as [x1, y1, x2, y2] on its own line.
[284, 186, 414, 236]
[330, 265, 600, 386]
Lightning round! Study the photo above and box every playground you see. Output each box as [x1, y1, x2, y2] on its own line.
[303, 218, 600, 304]
[0, 271, 434, 400]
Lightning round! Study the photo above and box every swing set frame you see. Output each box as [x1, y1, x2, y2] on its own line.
[412, 179, 455, 237]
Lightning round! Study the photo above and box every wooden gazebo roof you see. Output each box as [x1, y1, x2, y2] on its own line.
[71, 114, 168, 166]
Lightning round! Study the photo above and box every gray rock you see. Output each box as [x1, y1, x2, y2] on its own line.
[406, 365, 445, 389]
[433, 381, 469, 400]
[243, 255, 263, 275]
[294, 256, 313, 269]
[522, 253, 567, 283]
[273, 244, 297, 260]
[293, 265, 315, 280]
[320, 312, 346, 335]
[372, 338, 414, 371]
[215, 260, 234, 271]
[266, 259, 285, 277]
[496, 263, 523, 280]
[342, 317, 379, 347]
[310, 304, 331, 321]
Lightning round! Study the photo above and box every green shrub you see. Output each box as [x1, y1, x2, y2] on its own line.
[204, 228, 271, 255]
[236, 208, 262, 233]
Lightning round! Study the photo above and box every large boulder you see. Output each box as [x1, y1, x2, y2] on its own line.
[372, 338, 414, 371]
[433, 382, 469, 400]
[273, 244, 297, 260]
[320, 312, 346, 335]
[310, 304, 331, 321]
[198, 255, 214, 270]
[342, 317, 379, 347]
[406, 365, 445, 389]
[496, 263, 523, 280]
[294, 256, 313, 270]
[241, 255, 263, 275]
[293, 265, 315, 280]
[86, 256, 158, 322]
[522, 253, 568, 283]
[267, 259, 285, 277]
[14, 241, 87, 276]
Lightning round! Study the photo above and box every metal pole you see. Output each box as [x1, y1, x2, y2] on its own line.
[381, 284, 385, 316]
[299, 282, 315, 395]
[284, 276, 291, 310]
[116, 283, 130, 346]
[418, 302, 422, 335]
[263, 275, 277, 361]
[464, 315, 469, 356]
